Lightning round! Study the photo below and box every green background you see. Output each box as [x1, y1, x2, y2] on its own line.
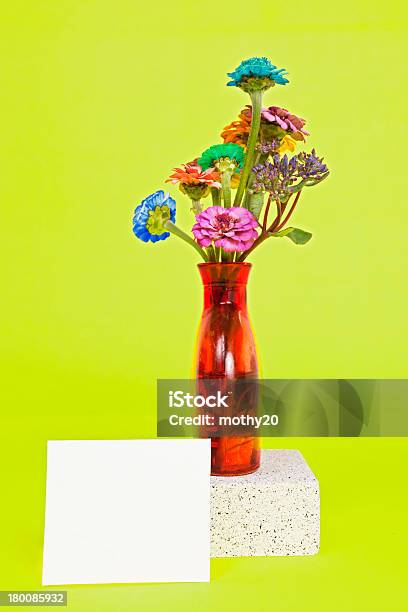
[1, 1, 407, 610]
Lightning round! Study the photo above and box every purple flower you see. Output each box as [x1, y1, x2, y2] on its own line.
[252, 154, 298, 199]
[252, 150, 329, 199]
[296, 149, 328, 181]
[192, 206, 258, 252]
[256, 140, 280, 155]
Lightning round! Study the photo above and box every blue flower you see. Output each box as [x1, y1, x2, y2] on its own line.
[227, 57, 289, 88]
[132, 190, 176, 243]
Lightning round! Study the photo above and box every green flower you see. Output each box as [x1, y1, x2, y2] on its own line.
[198, 143, 244, 172]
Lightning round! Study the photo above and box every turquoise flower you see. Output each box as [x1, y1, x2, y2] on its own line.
[132, 190, 176, 243]
[227, 57, 288, 90]
[198, 143, 244, 172]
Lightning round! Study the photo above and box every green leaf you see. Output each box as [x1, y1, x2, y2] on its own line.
[271, 227, 312, 245]
[289, 171, 329, 194]
[247, 191, 264, 219]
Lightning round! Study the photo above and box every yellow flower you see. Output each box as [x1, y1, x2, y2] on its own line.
[278, 135, 297, 153]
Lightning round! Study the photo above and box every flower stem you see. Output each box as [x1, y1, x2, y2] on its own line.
[234, 89, 263, 207]
[211, 187, 221, 206]
[237, 192, 302, 262]
[262, 194, 273, 231]
[164, 220, 208, 261]
[206, 245, 217, 262]
[243, 150, 264, 208]
[221, 171, 232, 207]
[221, 248, 229, 263]
[191, 199, 203, 214]
[274, 191, 302, 231]
[237, 232, 269, 262]
[269, 198, 282, 232]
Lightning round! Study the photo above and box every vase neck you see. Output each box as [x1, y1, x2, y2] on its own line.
[198, 263, 251, 308]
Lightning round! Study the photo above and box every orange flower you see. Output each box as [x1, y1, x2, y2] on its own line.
[166, 160, 221, 188]
[221, 108, 252, 146]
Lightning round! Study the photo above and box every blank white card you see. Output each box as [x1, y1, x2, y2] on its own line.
[42, 439, 211, 584]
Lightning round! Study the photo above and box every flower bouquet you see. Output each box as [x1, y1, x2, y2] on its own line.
[132, 57, 329, 476]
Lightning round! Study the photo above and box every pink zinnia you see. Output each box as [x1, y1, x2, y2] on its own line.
[222, 105, 308, 146]
[261, 106, 309, 138]
[192, 206, 258, 252]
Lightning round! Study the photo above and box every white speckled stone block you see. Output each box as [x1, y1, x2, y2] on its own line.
[210, 450, 319, 557]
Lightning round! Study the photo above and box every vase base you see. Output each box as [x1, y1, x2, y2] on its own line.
[211, 463, 260, 477]
[210, 437, 260, 477]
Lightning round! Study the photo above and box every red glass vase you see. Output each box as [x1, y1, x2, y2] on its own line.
[195, 262, 260, 476]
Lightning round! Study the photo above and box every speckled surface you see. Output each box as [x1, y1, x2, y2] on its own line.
[210, 450, 320, 557]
